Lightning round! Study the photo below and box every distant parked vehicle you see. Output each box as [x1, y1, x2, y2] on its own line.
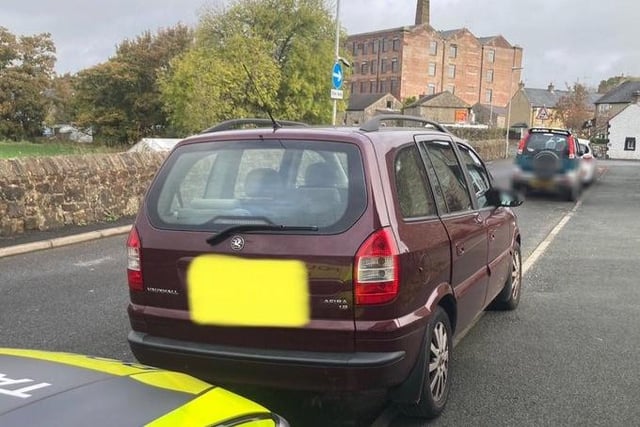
[577, 138, 597, 186]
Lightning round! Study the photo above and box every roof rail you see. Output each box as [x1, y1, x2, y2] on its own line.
[360, 114, 450, 133]
[201, 118, 308, 133]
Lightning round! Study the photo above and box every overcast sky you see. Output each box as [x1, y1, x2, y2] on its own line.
[2, 0, 639, 89]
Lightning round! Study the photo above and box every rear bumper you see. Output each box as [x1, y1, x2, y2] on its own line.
[511, 169, 580, 192]
[128, 331, 409, 391]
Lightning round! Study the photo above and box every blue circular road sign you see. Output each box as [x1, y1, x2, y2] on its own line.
[332, 62, 343, 90]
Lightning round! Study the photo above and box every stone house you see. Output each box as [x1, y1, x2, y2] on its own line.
[508, 83, 599, 130]
[594, 80, 640, 135]
[344, 93, 402, 126]
[404, 91, 471, 124]
[346, 0, 523, 107]
[605, 102, 640, 160]
[472, 103, 506, 127]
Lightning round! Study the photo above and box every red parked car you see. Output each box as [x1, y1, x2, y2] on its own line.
[127, 115, 523, 419]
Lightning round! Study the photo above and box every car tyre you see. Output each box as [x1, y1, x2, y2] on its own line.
[489, 242, 522, 310]
[398, 306, 452, 419]
[566, 183, 581, 202]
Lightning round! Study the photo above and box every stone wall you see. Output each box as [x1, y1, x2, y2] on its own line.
[467, 139, 507, 161]
[0, 152, 166, 237]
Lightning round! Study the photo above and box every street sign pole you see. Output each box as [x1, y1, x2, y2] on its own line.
[332, 0, 341, 126]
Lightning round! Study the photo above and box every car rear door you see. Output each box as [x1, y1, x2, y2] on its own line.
[417, 137, 490, 332]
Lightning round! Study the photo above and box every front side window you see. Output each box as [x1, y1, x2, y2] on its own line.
[394, 145, 436, 218]
[457, 145, 491, 208]
[421, 140, 473, 213]
[148, 140, 366, 233]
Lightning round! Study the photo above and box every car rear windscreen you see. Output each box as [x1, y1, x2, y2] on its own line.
[524, 133, 569, 153]
[146, 139, 367, 233]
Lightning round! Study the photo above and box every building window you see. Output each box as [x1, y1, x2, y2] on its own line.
[360, 62, 368, 74]
[357, 43, 364, 55]
[625, 137, 636, 151]
[381, 58, 387, 73]
[448, 64, 456, 78]
[380, 80, 387, 93]
[392, 38, 400, 51]
[487, 49, 495, 63]
[352, 42, 357, 56]
[390, 78, 398, 94]
[428, 84, 436, 95]
[371, 59, 378, 74]
[360, 81, 367, 93]
[485, 89, 493, 103]
[598, 103, 612, 113]
[350, 82, 356, 94]
[391, 58, 399, 73]
[486, 69, 494, 83]
[429, 40, 438, 55]
[428, 62, 437, 76]
[449, 44, 458, 58]
[371, 40, 378, 54]
[382, 39, 388, 52]
[386, 100, 393, 109]
[446, 84, 455, 94]
[369, 80, 376, 93]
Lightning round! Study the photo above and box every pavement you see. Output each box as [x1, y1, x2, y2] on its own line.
[0, 216, 134, 258]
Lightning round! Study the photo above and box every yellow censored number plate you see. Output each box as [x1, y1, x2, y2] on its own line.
[187, 255, 309, 327]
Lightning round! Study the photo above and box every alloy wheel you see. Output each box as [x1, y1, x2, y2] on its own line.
[511, 249, 521, 300]
[428, 322, 449, 402]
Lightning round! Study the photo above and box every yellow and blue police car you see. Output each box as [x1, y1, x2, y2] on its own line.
[0, 348, 289, 426]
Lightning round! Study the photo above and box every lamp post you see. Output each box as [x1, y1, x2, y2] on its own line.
[505, 66, 523, 158]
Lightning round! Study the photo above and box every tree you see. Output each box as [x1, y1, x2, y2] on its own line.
[73, 24, 193, 144]
[0, 27, 56, 140]
[553, 83, 592, 135]
[160, 0, 338, 134]
[597, 74, 629, 94]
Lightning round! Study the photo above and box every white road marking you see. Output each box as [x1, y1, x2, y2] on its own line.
[73, 256, 113, 267]
[522, 199, 583, 275]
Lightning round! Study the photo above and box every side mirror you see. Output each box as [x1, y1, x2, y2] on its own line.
[486, 187, 524, 208]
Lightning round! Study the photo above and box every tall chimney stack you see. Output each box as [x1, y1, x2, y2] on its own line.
[415, 0, 430, 25]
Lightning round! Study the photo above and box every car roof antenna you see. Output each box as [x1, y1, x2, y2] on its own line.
[242, 63, 281, 131]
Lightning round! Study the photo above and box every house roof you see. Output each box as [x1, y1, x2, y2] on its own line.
[595, 80, 640, 104]
[347, 93, 391, 111]
[407, 91, 470, 108]
[477, 35, 513, 49]
[439, 28, 466, 39]
[523, 87, 600, 108]
[472, 103, 507, 116]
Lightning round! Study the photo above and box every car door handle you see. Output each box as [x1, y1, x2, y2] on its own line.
[456, 243, 465, 256]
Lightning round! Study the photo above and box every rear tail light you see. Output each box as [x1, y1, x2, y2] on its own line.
[568, 136, 576, 159]
[354, 228, 399, 305]
[517, 136, 527, 155]
[127, 227, 144, 292]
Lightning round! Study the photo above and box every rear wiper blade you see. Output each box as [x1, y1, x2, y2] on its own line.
[206, 224, 318, 246]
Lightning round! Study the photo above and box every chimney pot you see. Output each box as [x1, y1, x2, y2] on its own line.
[548, 82, 555, 93]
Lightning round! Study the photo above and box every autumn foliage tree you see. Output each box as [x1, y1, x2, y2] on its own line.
[553, 83, 592, 135]
[160, 0, 338, 134]
[73, 24, 193, 144]
[0, 27, 56, 140]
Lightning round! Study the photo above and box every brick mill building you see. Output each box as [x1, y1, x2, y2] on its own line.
[346, 0, 524, 110]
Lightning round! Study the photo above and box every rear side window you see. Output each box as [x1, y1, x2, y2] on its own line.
[148, 139, 366, 233]
[394, 145, 436, 218]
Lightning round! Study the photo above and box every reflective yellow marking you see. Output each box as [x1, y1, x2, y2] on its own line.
[130, 371, 211, 395]
[0, 348, 153, 376]
[187, 255, 309, 327]
[146, 387, 274, 427]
